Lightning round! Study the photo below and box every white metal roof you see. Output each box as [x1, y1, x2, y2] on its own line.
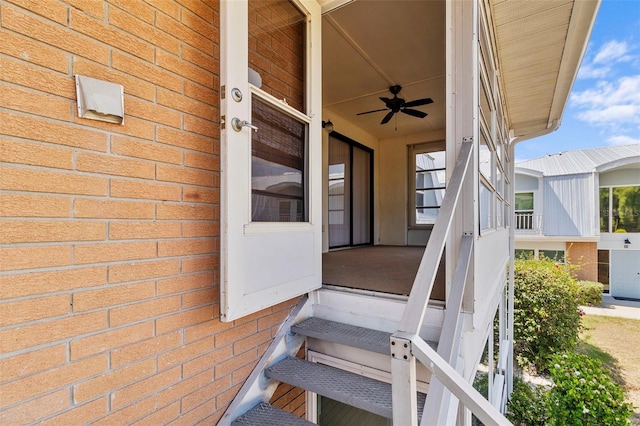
[516, 144, 640, 176]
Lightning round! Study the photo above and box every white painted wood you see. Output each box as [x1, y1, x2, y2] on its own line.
[391, 339, 419, 426]
[396, 332, 512, 426]
[220, 0, 323, 321]
[491, 374, 505, 409]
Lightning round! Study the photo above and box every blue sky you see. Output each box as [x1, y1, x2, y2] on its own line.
[515, 0, 640, 162]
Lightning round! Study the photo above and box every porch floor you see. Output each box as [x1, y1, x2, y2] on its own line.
[322, 245, 445, 300]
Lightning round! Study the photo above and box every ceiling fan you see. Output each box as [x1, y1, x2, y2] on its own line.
[357, 85, 433, 125]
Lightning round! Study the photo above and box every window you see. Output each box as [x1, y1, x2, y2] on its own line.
[515, 249, 534, 260]
[539, 250, 565, 263]
[600, 185, 640, 233]
[412, 148, 446, 226]
[515, 192, 534, 230]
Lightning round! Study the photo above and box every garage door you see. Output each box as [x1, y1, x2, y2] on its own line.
[610, 250, 640, 300]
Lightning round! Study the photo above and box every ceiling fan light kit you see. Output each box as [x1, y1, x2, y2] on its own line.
[357, 85, 433, 125]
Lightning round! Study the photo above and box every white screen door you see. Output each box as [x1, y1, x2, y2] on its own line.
[220, 0, 322, 321]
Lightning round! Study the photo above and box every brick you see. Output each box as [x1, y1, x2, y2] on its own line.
[181, 344, 232, 378]
[158, 89, 215, 120]
[147, 0, 180, 19]
[109, 221, 181, 240]
[67, 0, 105, 19]
[188, 152, 217, 178]
[158, 239, 214, 257]
[0, 245, 72, 272]
[183, 187, 219, 204]
[70, 9, 153, 61]
[184, 319, 230, 343]
[181, 7, 214, 38]
[110, 179, 181, 202]
[38, 397, 108, 426]
[157, 204, 216, 220]
[0, 138, 73, 170]
[0, 266, 107, 300]
[0, 311, 106, 354]
[157, 336, 213, 371]
[183, 287, 217, 309]
[77, 152, 155, 179]
[214, 348, 257, 379]
[0, 354, 106, 406]
[107, 0, 154, 24]
[91, 395, 155, 426]
[74, 198, 154, 219]
[109, 295, 181, 327]
[0, 194, 70, 218]
[2, 4, 109, 64]
[0, 28, 68, 73]
[233, 329, 270, 356]
[156, 12, 213, 54]
[156, 50, 213, 87]
[181, 376, 230, 412]
[156, 306, 214, 335]
[232, 359, 257, 385]
[4, 0, 67, 24]
[257, 309, 291, 332]
[73, 58, 156, 102]
[73, 358, 155, 403]
[155, 369, 212, 408]
[0, 345, 66, 384]
[108, 259, 180, 283]
[112, 51, 182, 93]
[111, 135, 182, 164]
[75, 112, 156, 140]
[182, 45, 216, 74]
[0, 389, 69, 425]
[181, 255, 219, 273]
[108, 6, 179, 54]
[182, 222, 219, 238]
[181, 0, 214, 22]
[110, 332, 181, 368]
[184, 115, 218, 139]
[0, 111, 107, 151]
[0, 294, 69, 327]
[70, 321, 154, 360]
[0, 167, 107, 196]
[72, 281, 156, 312]
[171, 397, 219, 426]
[124, 97, 182, 128]
[0, 221, 105, 243]
[0, 85, 71, 121]
[157, 164, 215, 186]
[185, 80, 218, 107]
[157, 272, 214, 295]
[215, 383, 242, 416]
[215, 321, 257, 349]
[135, 401, 181, 426]
[74, 241, 157, 265]
[0, 56, 75, 98]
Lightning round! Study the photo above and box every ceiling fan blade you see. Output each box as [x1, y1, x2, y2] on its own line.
[403, 97, 433, 108]
[356, 108, 389, 116]
[380, 110, 395, 124]
[401, 108, 428, 118]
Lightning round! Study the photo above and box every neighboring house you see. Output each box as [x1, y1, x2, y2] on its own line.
[0, 0, 598, 424]
[515, 144, 640, 299]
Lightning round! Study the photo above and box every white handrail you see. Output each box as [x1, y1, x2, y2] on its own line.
[397, 140, 473, 335]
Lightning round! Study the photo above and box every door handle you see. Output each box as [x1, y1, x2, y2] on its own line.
[231, 118, 258, 132]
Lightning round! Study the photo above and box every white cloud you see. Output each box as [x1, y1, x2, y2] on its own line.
[607, 135, 640, 146]
[593, 40, 632, 64]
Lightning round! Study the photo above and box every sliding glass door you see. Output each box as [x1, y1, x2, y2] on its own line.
[328, 134, 372, 249]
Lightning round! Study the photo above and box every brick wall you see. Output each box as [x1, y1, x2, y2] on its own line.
[0, 1, 300, 423]
[566, 242, 598, 282]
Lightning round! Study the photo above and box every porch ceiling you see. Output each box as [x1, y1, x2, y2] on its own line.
[321, 0, 599, 142]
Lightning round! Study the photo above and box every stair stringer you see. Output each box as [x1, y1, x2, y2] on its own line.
[218, 296, 313, 426]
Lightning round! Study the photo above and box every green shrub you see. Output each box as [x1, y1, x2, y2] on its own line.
[513, 259, 581, 372]
[547, 352, 633, 425]
[506, 378, 550, 426]
[576, 280, 603, 306]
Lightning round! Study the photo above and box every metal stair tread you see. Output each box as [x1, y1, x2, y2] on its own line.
[291, 317, 438, 354]
[231, 402, 314, 425]
[265, 356, 426, 420]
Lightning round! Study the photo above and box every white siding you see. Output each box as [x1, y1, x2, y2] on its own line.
[543, 173, 596, 236]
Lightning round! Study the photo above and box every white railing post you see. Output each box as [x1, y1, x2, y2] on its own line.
[391, 335, 419, 426]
